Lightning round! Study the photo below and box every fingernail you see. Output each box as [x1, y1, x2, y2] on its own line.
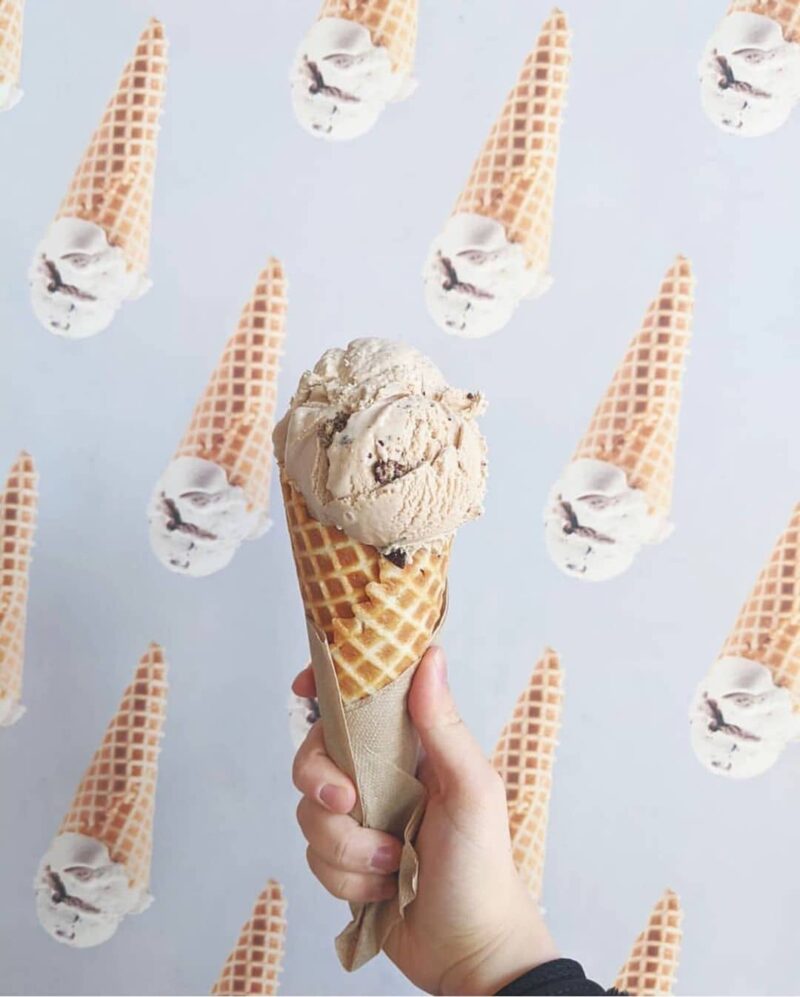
[319, 784, 351, 812]
[371, 845, 400, 873]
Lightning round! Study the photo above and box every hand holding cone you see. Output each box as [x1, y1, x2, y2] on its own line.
[0, 0, 24, 110]
[211, 880, 287, 996]
[613, 890, 683, 996]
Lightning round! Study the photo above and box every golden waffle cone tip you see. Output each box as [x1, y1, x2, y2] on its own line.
[0, 451, 38, 725]
[211, 880, 287, 996]
[492, 648, 563, 901]
[55, 18, 168, 276]
[614, 890, 683, 996]
[453, 9, 571, 273]
[0, 0, 24, 101]
[317, 0, 418, 75]
[175, 258, 287, 515]
[728, 0, 800, 42]
[59, 644, 168, 891]
[572, 257, 695, 520]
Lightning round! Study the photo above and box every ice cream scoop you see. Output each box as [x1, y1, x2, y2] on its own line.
[289, 693, 320, 749]
[543, 459, 671, 582]
[290, 17, 415, 141]
[274, 338, 487, 558]
[34, 833, 151, 948]
[690, 656, 800, 778]
[0, 79, 21, 111]
[700, 12, 800, 136]
[423, 214, 552, 339]
[148, 457, 269, 578]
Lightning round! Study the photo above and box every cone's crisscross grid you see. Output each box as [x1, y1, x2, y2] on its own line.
[728, 0, 800, 42]
[491, 649, 562, 901]
[0, 0, 23, 90]
[318, 0, 418, 75]
[0, 452, 38, 714]
[453, 9, 571, 272]
[175, 259, 287, 515]
[56, 18, 168, 275]
[721, 503, 800, 695]
[572, 257, 695, 519]
[59, 644, 167, 891]
[282, 478, 449, 703]
[613, 890, 683, 996]
[212, 880, 286, 996]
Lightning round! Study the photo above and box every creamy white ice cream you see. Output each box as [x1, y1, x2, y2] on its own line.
[28, 218, 150, 338]
[423, 213, 550, 339]
[289, 693, 320, 749]
[34, 833, 151, 947]
[0, 82, 22, 112]
[148, 457, 269, 577]
[543, 459, 671, 582]
[290, 17, 416, 141]
[0, 696, 25, 727]
[690, 656, 800, 778]
[700, 12, 800, 136]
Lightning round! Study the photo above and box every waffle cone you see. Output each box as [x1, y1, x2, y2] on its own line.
[572, 257, 695, 520]
[318, 0, 418, 75]
[728, 0, 800, 42]
[175, 259, 287, 515]
[0, 0, 23, 96]
[0, 452, 38, 724]
[212, 879, 286, 996]
[492, 648, 563, 901]
[55, 18, 168, 276]
[59, 644, 168, 892]
[614, 890, 683, 996]
[281, 477, 449, 703]
[452, 9, 571, 273]
[720, 503, 800, 698]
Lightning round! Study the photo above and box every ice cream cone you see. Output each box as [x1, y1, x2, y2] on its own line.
[0, 0, 24, 99]
[211, 879, 286, 996]
[614, 890, 683, 996]
[452, 9, 571, 274]
[58, 644, 168, 892]
[0, 452, 38, 725]
[728, 0, 800, 42]
[317, 0, 418, 75]
[572, 257, 695, 521]
[491, 649, 562, 901]
[720, 503, 800, 698]
[175, 258, 287, 516]
[55, 18, 168, 277]
[281, 476, 449, 703]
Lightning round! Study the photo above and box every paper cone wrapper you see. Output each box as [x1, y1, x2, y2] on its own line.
[211, 879, 286, 996]
[452, 9, 571, 273]
[175, 258, 287, 516]
[281, 476, 448, 970]
[720, 503, 800, 699]
[0, 452, 38, 724]
[59, 644, 168, 892]
[572, 257, 694, 520]
[614, 890, 683, 996]
[0, 0, 24, 94]
[727, 0, 800, 42]
[55, 18, 168, 277]
[318, 0, 418, 75]
[491, 648, 563, 902]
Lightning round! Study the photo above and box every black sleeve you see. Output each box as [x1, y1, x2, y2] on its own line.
[496, 958, 618, 996]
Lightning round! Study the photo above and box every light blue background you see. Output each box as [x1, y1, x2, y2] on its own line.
[1, 1, 799, 994]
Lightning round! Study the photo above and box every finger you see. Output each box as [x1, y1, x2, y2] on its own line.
[306, 847, 398, 904]
[292, 722, 357, 813]
[296, 797, 402, 875]
[292, 665, 316, 698]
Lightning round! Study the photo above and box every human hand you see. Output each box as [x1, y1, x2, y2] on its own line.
[291, 646, 559, 996]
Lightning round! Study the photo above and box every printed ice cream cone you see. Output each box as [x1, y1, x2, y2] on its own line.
[613, 890, 683, 996]
[423, 9, 571, 338]
[34, 644, 168, 947]
[690, 503, 800, 778]
[0, 0, 24, 111]
[0, 452, 38, 727]
[491, 649, 563, 902]
[318, 0, 418, 75]
[544, 257, 695, 582]
[211, 880, 287, 996]
[728, 0, 800, 43]
[28, 19, 169, 338]
[149, 258, 288, 577]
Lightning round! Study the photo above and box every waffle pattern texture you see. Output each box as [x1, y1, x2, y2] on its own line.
[728, 0, 800, 42]
[0, 0, 23, 91]
[212, 880, 286, 996]
[573, 256, 695, 519]
[318, 0, 418, 74]
[614, 890, 683, 996]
